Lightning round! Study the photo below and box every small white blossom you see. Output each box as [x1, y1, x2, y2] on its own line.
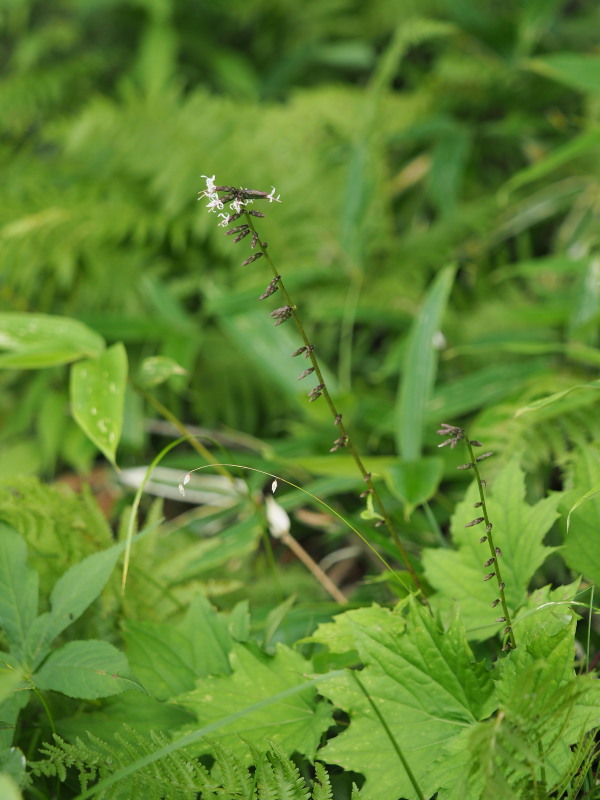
[201, 174, 217, 194]
[267, 186, 281, 203]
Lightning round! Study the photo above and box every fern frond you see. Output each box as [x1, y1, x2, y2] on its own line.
[311, 762, 333, 800]
[266, 742, 310, 800]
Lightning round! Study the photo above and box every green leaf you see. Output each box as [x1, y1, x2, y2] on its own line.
[173, 642, 333, 762]
[515, 379, 600, 417]
[33, 640, 143, 700]
[70, 342, 128, 467]
[122, 598, 233, 701]
[0, 313, 104, 369]
[423, 459, 559, 640]
[526, 53, 600, 94]
[0, 524, 38, 664]
[24, 539, 124, 670]
[396, 265, 455, 459]
[383, 457, 443, 517]
[136, 355, 187, 388]
[560, 445, 600, 584]
[0, 773, 22, 800]
[318, 601, 494, 800]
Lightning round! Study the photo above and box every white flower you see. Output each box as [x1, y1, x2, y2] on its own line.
[201, 174, 217, 194]
[267, 186, 281, 203]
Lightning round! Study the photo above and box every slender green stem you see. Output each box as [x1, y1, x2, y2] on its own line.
[32, 685, 56, 737]
[243, 210, 429, 607]
[464, 436, 517, 651]
[351, 671, 425, 800]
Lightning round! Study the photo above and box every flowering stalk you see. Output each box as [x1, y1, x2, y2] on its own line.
[199, 176, 428, 603]
[437, 424, 516, 651]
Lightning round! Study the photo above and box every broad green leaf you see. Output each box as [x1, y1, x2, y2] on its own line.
[0, 313, 104, 369]
[122, 598, 233, 701]
[172, 642, 333, 762]
[0, 524, 38, 664]
[24, 539, 125, 670]
[423, 459, 559, 640]
[318, 601, 495, 800]
[560, 445, 600, 585]
[0, 666, 23, 707]
[136, 355, 187, 388]
[526, 53, 600, 95]
[383, 456, 443, 517]
[33, 640, 142, 700]
[396, 265, 455, 459]
[70, 342, 128, 466]
[0, 773, 22, 800]
[308, 603, 403, 654]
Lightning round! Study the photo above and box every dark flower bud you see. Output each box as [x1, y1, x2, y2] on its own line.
[291, 346, 307, 357]
[242, 252, 264, 266]
[334, 414, 342, 425]
[470, 440, 483, 447]
[486, 523, 493, 533]
[479, 536, 487, 543]
[233, 229, 251, 243]
[225, 212, 243, 224]
[364, 473, 372, 482]
[457, 463, 474, 470]
[225, 224, 249, 236]
[251, 231, 259, 249]
[491, 599, 500, 608]
[481, 479, 487, 488]
[374, 520, 385, 527]
[249, 210, 265, 217]
[475, 452, 495, 462]
[465, 517, 484, 527]
[297, 367, 315, 380]
[359, 490, 372, 498]
[503, 626, 512, 635]
[308, 392, 322, 402]
[304, 345, 315, 358]
[483, 572, 496, 581]
[258, 276, 281, 300]
[495, 617, 506, 623]
[473, 502, 483, 508]
[269, 305, 293, 325]
[498, 581, 505, 591]
[495, 547, 502, 557]
[484, 557, 495, 568]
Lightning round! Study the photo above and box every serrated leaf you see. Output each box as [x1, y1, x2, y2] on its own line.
[70, 342, 127, 466]
[33, 640, 143, 700]
[0, 524, 39, 664]
[318, 601, 495, 800]
[308, 603, 402, 654]
[0, 313, 104, 369]
[173, 643, 333, 762]
[423, 458, 559, 640]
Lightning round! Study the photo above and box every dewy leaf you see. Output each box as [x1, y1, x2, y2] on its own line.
[172, 642, 332, 762]
[136, 355, 187, 388]
[33, 640, 144, 700]
[0, 524, 39, 664]
[318, 601, 495, 800]
[24, 539, 125, 670]
[0, 313, 104, 369]
[70, 342, 128, 467]
[423, 458, 559, 640]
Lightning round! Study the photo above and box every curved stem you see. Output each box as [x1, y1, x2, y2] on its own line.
[243, 210, 429, 608]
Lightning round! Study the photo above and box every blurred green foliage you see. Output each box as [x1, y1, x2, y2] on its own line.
[1, 0, 600, 498]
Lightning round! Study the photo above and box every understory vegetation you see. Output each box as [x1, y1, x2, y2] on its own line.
[2, 1, 600, 798]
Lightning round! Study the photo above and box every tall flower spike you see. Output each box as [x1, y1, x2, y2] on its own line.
[436, 423, 516, 651]
[198, 175, 431, 607]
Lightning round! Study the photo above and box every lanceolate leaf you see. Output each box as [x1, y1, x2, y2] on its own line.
[318, 600, 495, 800]
[70, 342, 128, 467]
[396, 265, 455, 459]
